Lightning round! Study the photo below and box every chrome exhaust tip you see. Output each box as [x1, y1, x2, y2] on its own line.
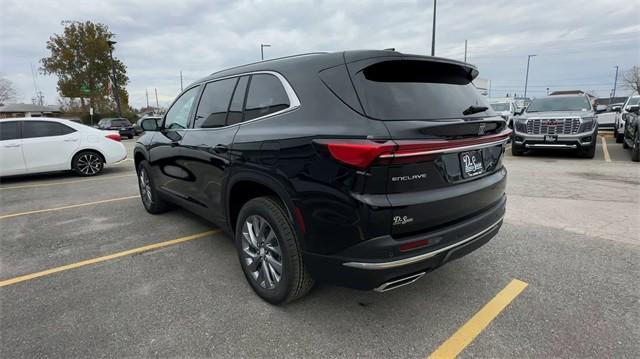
[373, 272, 426, 292]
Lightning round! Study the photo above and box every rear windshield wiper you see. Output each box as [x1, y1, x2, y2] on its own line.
[463, 105, 488, 116]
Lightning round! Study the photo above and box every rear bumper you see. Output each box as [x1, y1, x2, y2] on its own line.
[303, 194, 506, 290]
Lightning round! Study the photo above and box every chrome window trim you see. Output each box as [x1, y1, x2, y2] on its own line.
[187, 70, 301, 131]
[342, 216, 504, 270]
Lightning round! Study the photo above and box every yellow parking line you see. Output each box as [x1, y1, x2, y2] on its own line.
[600, 136, 611, 162]
[0, 230, 220, 287]
[427, 279, 528, 359]
[0, 195, 139, 220]
[0, 174, 135, 190]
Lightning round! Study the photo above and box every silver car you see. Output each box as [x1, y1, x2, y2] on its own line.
[511, 95, 597, 158]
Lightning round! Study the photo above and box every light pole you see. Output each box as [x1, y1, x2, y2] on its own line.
[107, 40, 123, 118]
[431, 0, 437, 56]
[261, 44, 271, 61]
[612, 65, 619, 99]
[523, 54, 536, 99]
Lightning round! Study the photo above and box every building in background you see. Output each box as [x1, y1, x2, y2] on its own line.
[0, 103, 62, 118]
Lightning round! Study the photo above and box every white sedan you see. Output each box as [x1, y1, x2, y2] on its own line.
[0, 117, 127, 177]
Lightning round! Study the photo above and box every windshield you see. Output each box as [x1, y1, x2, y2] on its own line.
[490, 103, 510, 112]
[526, 96, 591, 112]
[627, 97, 640, 107]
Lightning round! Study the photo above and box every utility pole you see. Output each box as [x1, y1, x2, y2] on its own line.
[155, 88, 159, 112]
[523, 54, 536, 99]
[261, 44, 271, 61]
[107, 40, 123, 118]
[464, 40, 468, 62]
[145, 88, 149, 109]
[612, 65, 619, 98]
[431, 0, 437, 56]
[180, 71, 184, 92]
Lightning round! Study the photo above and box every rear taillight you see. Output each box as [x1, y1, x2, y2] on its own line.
[317, 129, 512, 170]
[105, 133, 121, 142]
[319, 140, 397, 170]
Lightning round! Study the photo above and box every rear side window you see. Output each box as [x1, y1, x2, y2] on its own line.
[244, 74, 290, 121]
[22, 121, 76, 139]
[0, 121, 20, 141]
[227, 76, 249, 126]
[194, 78, 238, 128]
[351, 60, 491, 120]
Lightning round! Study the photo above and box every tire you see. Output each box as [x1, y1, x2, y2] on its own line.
[137, 161, 171, 214]
[235, 196, 314, 304]
[72, 151, 104, 176]
[631, 130, 640, 162]
[616, 131, 624, 143]
[577, 144, 596, 159]
[511, 142, 524, 156]
[128, 134, 133, 139]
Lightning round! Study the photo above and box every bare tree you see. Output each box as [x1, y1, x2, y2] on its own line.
[0, 77, 17, 104]
[621, 66, 640, 95]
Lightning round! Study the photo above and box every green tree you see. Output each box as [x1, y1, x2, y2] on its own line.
[40, 21, 130, 114]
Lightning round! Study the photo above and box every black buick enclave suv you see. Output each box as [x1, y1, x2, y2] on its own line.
[134, 50, 510, 304]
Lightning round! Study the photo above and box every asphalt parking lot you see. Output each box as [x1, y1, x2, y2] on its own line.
[1, 135, 639, 358]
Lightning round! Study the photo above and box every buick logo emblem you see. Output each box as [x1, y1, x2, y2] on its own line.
[478, 123, 487, 136]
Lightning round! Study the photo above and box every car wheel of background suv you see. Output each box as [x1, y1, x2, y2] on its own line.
[235, 196, 314, 304]
[615, 128, 624, 143]
[511, 142, 525, 156]
[631, 130, 640, 162]
[137, 161, 171, 214]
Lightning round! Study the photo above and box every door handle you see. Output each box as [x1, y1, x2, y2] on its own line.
[64, 138, 79, 142]
[3, 144, 20, 148]
[213, 144, 229, 153]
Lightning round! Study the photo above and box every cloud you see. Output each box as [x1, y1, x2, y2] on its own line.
[1, 0, 638, 108]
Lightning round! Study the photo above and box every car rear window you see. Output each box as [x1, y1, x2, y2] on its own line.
[112, 119, 131, 126]
[350, 60, 491, 120]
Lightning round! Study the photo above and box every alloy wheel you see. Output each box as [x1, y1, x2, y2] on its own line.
[139, 168, 153, 207]
[241, 215, 283, 289]
[77, 153, 102, 175]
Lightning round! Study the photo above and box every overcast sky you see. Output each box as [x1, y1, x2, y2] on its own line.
[1, 0, 639, 109]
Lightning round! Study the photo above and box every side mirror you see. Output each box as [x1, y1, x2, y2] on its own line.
[141, 118, 160, 131]
[612, 106, 622, 113]
[627, 105, 640, 114]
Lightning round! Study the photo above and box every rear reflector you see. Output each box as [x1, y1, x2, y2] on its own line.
[105, 133, 121, 142]
[316, 129, 511, 170]
[399, 239, 430, 252]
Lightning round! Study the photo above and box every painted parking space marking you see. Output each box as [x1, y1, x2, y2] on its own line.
[0, 174, 135, 190]
[600, 136, 611, 162]
[0, 195, 139, 220]
[427, 279, 528, 359]
[0, 230, 220, 287]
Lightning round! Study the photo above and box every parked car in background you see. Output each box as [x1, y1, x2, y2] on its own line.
[134, 50, 510, 304]
[596, 103, 623, 130]
[134, 116, 162, 135]
[488, 98, 518, 128]
[621, 101, 640, 161]
[97, 117, 135, 139]
[615, 95, 640, 143]
[0, 117, 126, 177]
[512, 94, 597, 158]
